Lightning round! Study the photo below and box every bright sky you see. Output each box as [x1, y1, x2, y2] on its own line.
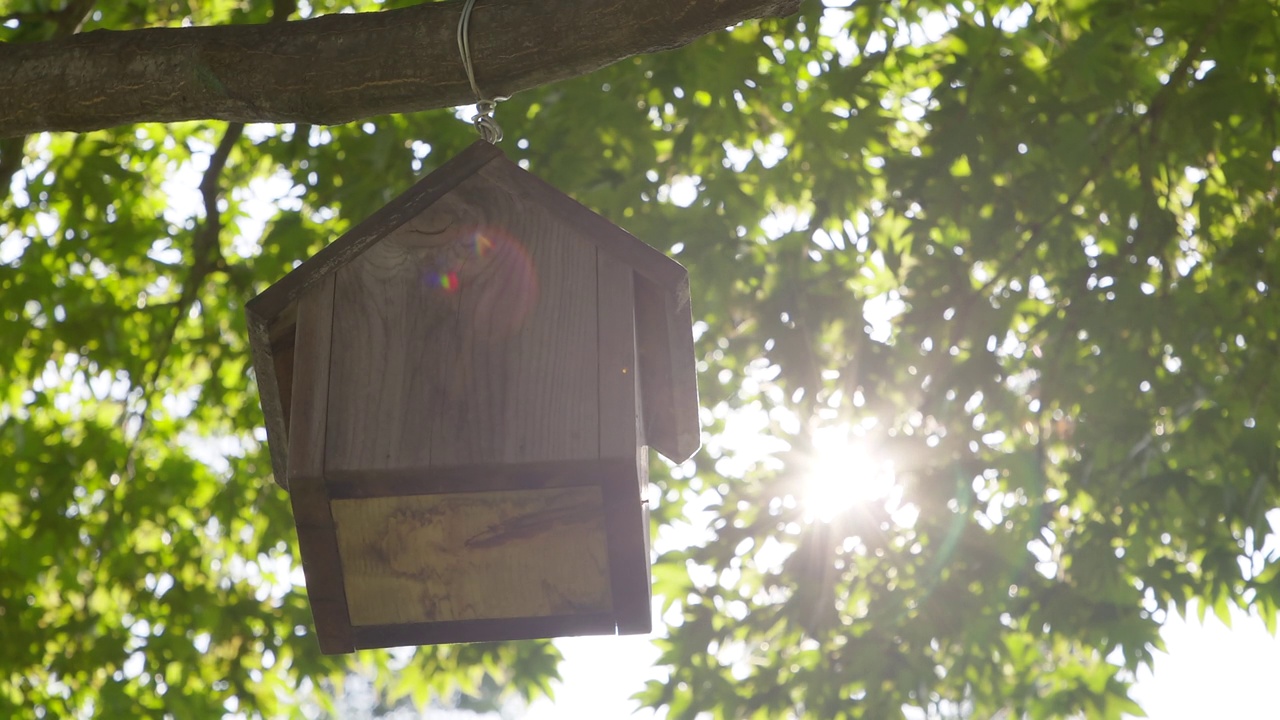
[522, 634, 660, 720]
[511, 603, 1280, 719]
[1129, 606, 1280, 719]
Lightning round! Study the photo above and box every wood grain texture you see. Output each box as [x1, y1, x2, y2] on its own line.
[351, 613, 617, 649]
[324, 458, 630, 499]
[239, 142, 700, 647]
[479, 157, 689, 291]
[246, 141, 503, 488]
[596, 252, 652, 633]
[271, 328, 296, 435]
[245, 310, 292, 489]
[597, 253, 640, 462]
[284, 274, 356, 654]
[248, 142, 502, 324]
[635, 272, 701, 463]
[482, 154, 700, 464]
[0, 0, 801, 137]
[324, 170, 599, 472]
[332, 488, 612, 626]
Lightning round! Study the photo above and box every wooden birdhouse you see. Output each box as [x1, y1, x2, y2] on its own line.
[245, 141, 699, 654]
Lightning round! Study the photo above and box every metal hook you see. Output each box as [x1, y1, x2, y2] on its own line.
[457, 0, 503, 144]
[473, 111, 503, 144]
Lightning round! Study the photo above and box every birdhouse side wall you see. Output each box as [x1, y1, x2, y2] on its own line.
[635, 272, 700, 464]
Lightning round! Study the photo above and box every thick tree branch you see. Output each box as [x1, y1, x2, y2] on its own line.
[0, 0, 97, 200]
[0, 0, 800, 137]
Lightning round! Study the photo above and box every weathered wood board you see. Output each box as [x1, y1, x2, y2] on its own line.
[324, 172, 600, 474]
[285, 273, 355, 654]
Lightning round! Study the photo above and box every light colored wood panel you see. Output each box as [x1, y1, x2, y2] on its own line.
[635, 272, 701, 463]
[324, 195, 461, 471]
[481, 154, 700, 465]
[596, 252, 641, 463]
[428, 173, 600, 466]
[332, 488, 613, 626]
[478, 156, 688, 290]
[247, 142, 504, 324]
[288, 273, 335, 480]
[324, 172, 600, 473]
[248, 142, 504, 488]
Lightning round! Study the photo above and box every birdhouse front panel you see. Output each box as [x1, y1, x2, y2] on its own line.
[323, 172, 602, 471]
[245, 142, 700, 653]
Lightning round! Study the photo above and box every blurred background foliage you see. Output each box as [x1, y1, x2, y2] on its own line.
[1, 0, 1278, 717]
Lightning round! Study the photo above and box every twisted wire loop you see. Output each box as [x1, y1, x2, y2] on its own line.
[456, 0, 506, 143]
[473, 101, 502, 144]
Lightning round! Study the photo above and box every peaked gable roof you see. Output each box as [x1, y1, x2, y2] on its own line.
[247, 141, 699, 489]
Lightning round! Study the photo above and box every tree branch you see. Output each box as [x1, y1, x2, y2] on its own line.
[0, 0, 800, 137]
[0, 0, 97, 200]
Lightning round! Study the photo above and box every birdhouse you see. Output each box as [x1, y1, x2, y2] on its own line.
[245, 141, 699, 654]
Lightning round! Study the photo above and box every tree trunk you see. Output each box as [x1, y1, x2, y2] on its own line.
[0, 0, 800, 137]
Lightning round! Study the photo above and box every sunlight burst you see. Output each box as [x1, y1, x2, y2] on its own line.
[802, 426, 896, 522]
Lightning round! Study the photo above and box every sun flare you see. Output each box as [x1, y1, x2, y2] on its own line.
[802, 426, 896, 522]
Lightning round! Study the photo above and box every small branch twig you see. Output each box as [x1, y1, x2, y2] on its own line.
[115, 0, 300, 474]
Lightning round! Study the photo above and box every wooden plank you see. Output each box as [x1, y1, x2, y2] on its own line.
[290, 478, 355, 653]
[271, 330, 296, 436]
[245, 141, 503, 488]
[323, 170, 600, 472]
[602, 457, 651, 634]
[481, 154, 700, 465]
[246, 141, 503, 323]
[597, 253, 640, 461]
[284, 273, 356, 654]
[634, 474, 653, 633]
[634, 272, 701, 463]
[246, 309, 291, 488]
[331, 488, 613, 627]
[324, 457, 629, 499]
[478, 156, 688, 291]
[351, 613, 618, 649]
[596, 252, 651, 633]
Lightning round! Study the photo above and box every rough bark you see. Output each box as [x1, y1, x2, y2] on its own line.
[0, 0, 97, 199]
[0, 0, 800, 137]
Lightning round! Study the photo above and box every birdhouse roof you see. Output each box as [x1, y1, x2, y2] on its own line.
[246, 141, 699, 489]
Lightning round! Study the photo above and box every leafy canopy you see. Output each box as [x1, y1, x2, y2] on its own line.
[2, 0, 1279, 718]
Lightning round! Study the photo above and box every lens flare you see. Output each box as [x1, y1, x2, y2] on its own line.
[802, 426, 896, 522]
[421, 225, 538, 336]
